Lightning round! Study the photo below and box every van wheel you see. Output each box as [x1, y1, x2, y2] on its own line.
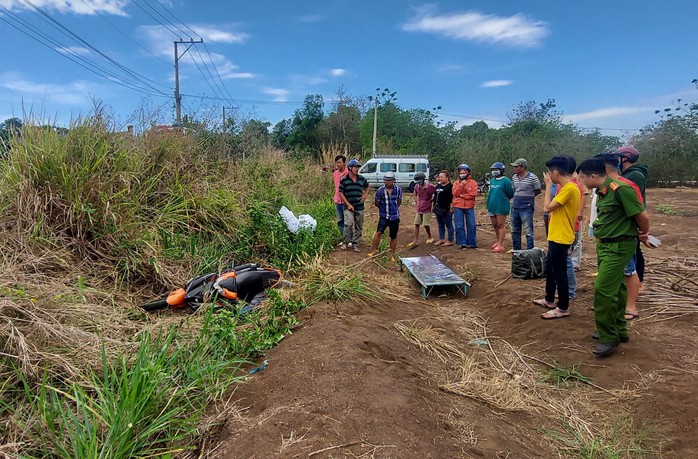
[408, 181, 416, 193]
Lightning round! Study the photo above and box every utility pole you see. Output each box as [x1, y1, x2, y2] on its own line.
[372, 96, 378, 157]
[367, 88, 397, 158]
[174, 38, 203, 126]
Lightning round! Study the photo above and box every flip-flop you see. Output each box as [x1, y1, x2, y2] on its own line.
[541, 308, 570, 320]
[624, 311, 640, 320]
[443, 242, 454, 246]
[407, 242, 419, 249]
[533, 299, 556, 309]
[426, 238, 434, 244]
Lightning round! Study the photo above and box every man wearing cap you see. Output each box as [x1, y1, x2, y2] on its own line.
[338, 159, 370, 252]
[367, 172, 403, 262]
[510, 158, 542, 250]
[615, 146, 649, 321]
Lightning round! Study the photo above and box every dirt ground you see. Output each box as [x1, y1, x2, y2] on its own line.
[215, 188, 698, 459]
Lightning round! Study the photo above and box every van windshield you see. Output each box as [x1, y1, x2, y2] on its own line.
[361, 163, 377, 173]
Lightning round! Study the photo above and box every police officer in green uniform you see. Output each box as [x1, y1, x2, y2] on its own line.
[576, 157, 650, 357]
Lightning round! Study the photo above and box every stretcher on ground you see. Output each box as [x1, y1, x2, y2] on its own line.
[399, 254, 470, 299]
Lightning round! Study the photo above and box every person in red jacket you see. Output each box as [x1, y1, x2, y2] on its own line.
[451, 164, 478, 249]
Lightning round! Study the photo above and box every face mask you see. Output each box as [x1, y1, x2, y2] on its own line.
[491, 170, 501, 177]
[418, 179, 425, 186]
[459, 173, 468, 180]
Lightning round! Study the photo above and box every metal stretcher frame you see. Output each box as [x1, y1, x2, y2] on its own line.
[399, 254, 471, 299]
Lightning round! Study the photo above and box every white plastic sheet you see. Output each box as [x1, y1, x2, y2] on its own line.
[279, 206, 317, 233]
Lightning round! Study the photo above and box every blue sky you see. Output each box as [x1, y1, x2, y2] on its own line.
[1, 0, 697, 137]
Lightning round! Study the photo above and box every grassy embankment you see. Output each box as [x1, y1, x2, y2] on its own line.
[0, 118, 367, 458]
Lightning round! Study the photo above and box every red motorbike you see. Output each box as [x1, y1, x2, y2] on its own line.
[140, 263, 283, 314]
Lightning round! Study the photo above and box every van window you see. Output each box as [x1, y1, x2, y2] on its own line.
[416, 163, 427, 172]
[380, 163, 397, 173]
[398, 163, 416, 173]
[361, 163, 377, 174]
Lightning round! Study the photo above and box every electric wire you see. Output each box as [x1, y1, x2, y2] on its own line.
[191, 46, 233, 104]
[130, 0, 181, 37]
[18, 0, 168, 95]
[151, 0, 201, 39]
[186, 49, 228, 104]
[134, 0, 191, 39]
[202, 41, 235, 102]
[77, 0, 170, 65]
[0, 6, 165, 97]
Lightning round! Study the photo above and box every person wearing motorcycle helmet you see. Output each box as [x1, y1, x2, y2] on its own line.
[452, 163, 478, 249]
[486, 162, 514, 253]
[407, 171, 436, 248]
[613, 145, 648, 322]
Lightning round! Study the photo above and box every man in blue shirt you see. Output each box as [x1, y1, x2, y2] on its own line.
[367, 172, 403, 262]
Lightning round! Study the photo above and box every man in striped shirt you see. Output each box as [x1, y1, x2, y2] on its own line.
[338, 159, 370, 252]
[367, 172, 403, 261]
[510, 158, 542, 250]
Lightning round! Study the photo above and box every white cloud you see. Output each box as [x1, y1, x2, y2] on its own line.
[0, 73, 96, 105]
[481, 80, 512, 88]
[0, 0, 129, 16]
[403, 8, 548, 48]
[292, 75, 327, 86]
[138, 25, 249, 58]
[263, 88, 290, 102]
[201, 52, 257, 79]
[300, 14, 324, 23]
[191, 26, 250, 44]
[329, 68, 346, 77]
[55, 46, 91, 56]
[437, 63, 466, 73]
[138, 25, 257, 79]
[565, 106, 652, 123]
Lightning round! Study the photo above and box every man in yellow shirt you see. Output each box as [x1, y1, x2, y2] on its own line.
[533, 155, 581, 319]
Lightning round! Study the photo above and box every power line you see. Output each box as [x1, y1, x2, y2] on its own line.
[150, 0, 200, 39]
[134, 0, 192, 39]
[0, 6, 164, 97]
[202, 41, 235, 102]
[78, 0, 170, 65]
[18, 0, 168, 95]
[130, 0, 182, 37]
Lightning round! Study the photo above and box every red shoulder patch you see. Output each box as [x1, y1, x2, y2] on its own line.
[609, 182, 619, 191]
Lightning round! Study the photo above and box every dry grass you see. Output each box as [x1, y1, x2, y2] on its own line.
[390, 308, 647, 455]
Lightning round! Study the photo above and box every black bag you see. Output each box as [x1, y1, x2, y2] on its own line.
[433, 204, 447, 217]
[511, 248, 545, 279]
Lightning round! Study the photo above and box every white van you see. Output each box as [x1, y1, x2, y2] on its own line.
[359, 155, 429, 191]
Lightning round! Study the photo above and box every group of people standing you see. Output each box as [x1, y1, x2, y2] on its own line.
[332, 149, 651, 358]
[331, 155, 550, 258]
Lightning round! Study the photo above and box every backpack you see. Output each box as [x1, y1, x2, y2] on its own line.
[511, 248, 545, 279]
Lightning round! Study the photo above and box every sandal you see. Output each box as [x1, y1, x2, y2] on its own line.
[426, 238, 434, 244]
[533, 299, 556, 309]
[624, 311, 640, 320]
[443, 241, 454, 246]
[541, 308, 570, 320]
[407, 242, 419, 249]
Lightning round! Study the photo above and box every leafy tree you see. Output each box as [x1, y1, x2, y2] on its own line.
[0, 117, 22, 153]
[286, 94, 325, 158]
[318, 87, 362, 154]
[271, 119, 293, 148]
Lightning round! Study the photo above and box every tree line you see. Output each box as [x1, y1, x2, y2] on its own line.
[3, 80, 697, 185]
